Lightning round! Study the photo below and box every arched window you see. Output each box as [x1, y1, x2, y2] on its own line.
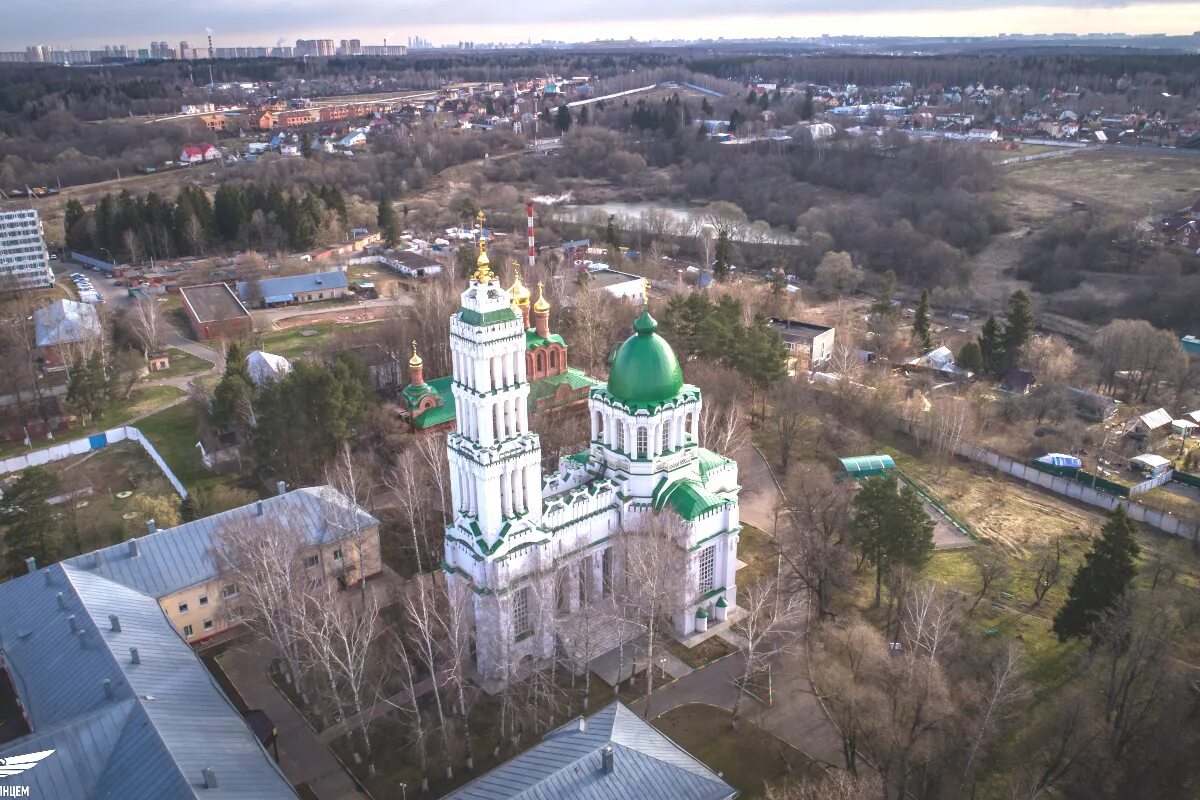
[614, 420, 624, 452]
[636, 427, 648, 458]
[536, 352, 545, 372]
[549, 349, 558, 369]
[596, 412, 605, 439]
[661, 423, 670, 452]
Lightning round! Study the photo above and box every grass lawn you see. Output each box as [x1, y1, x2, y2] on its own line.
[736, 523, 777, 590]
[258, 323, 338, 360]
[652, 704, 822, 798]
[148, 347, 212, 381]
[135, 401, 234, 493]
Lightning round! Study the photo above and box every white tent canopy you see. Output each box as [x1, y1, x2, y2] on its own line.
[246, 350, 292, 386]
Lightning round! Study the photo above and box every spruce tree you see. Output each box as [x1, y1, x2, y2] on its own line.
[912, 289, 933, 352]
[852, 475, 935, 607]
[871, 269, 898, 317]
[978, 314, 1005, 376]
[957, 341, 984, 374]
[1002, 290, 1035, 370]
[0, 467, 60, 578]
[713, 230, 733, 282]
[555, 104, 572, 134]
[801, 90, 814, 121]
[1053, 506, 1140, 642]
[377, 193, 400, 246]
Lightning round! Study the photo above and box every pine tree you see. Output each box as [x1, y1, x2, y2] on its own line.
[957, 341, 984, 374]
[66, 354, 111, 422]
[300, 134, 313, 159]
[1002, 290, 1035, 370]
[870, 269, 898, 317]
[801, 89, 814, 121]
[852, 474, 935, 607]
[978, 314, 1005, 376]
[728, 108, 743, 132]
[555, 104, 572, 134]
[214, 184, 245, 242]
[605, 215, 620, 256]
[912, 289, 933, 352]
[713, 230, 733, 282]
[0, 467, 60, 578]
[64, 199, 89, 252]
[577, 105, 589, 125]
[1053, 506, 1139, 642]
[377, 193, 400, 246]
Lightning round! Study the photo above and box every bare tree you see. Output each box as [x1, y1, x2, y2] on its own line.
[129, 296, 165, 357]
[958, 644, 1026, 793]
[766, 771, 883, 800]
[613, 517, 690, 718]
[969, 549, 1011, 613]
[403, 574, 455, 780]
[729, 580, 807, 728]
[1030, 535, 1064, 608]
[699, 396, 750, 458]
[769, 380, 811, 474]
[773, 467, 854, 620]
[385, 629, 432, 792]
[385, 447, 434, 574]
[437, 576, 478, 769]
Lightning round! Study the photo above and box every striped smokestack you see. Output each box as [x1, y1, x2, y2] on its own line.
[527, 201, 536, 270]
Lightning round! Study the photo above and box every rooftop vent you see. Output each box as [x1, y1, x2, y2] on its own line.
[25, 557, 37, 573]
[256, 500, 264, 516]
[67, 615, 78, 633]
[276, 480, 286, 496]
[578, 717, 587, 733]
[130, 647, 141, 665]
[42, 569, 52, 586]
[56, 592, 67, 610]
[146, 519, 157, 535]
[128, 538, 139, 557]
[202, 768, 218, 789]
[102, 679, 114, 699]
[601, 744, 614, 775]
[109, 614, 121, 633]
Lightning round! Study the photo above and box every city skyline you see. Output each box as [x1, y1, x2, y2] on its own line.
[4, 2, 1200, 52]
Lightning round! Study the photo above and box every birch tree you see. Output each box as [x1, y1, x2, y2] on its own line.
[403, 574, 455, 780]
[130, 296, 165, 357]
[729, 580, 807, 728]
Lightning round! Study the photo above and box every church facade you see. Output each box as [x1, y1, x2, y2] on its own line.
[440, 241, 742, 685]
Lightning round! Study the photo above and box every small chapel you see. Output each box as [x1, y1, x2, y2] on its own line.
[439, 234, 742, 685]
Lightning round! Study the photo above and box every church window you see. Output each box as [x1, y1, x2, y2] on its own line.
[536, 352, 545, 372]
[636, 427, 648, 458]
[550, 349, 558, 369]
[602, 548, 614, 596]
[661, 424, 670, 452]
[513, 587, 532, 640]
[698, 545, 716, 595]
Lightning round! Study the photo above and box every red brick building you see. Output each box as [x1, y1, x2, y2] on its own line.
[180, 283, 253, 341]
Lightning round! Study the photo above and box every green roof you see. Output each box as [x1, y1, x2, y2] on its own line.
[566, 450, 591, 465]
[606, 309, 684, 405]
[697, 448, 732, 481]
[526, 329, 567, 350]
[459, 306, 519, 327]
[837, 455, 896, 477]
[408, 375, 456, 429]
[655, 479, 728, 521]
[530, 367, 601, 403]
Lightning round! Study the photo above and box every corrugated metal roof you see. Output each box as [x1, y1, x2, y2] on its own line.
[34, 299, 102, 347]
[62, 487, 378, 598]
[838, 455, 896, 476]
[442, 702, 735, 800]
[1139, 408, 1172, 429]
[237, 270, 348, 301]
[0, 564, 296, 798]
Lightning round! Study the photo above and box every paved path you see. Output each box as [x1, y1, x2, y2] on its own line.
[735, 442, 784, 532]
[219, 639, 364, 800]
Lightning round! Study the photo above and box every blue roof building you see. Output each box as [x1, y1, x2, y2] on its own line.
[0, 563, 297, 798]
[441, 702, 737, 800]
[236, 270, 349, 306]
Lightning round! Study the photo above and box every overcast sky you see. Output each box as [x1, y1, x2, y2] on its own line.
[4, 1, 1200, 49]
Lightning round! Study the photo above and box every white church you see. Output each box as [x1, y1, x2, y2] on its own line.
[440, 241, 743, 685]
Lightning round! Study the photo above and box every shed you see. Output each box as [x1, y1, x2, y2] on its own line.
[1036, 453, 1082, 469]
[838, 454, 896, 479]
[1130, 453, 1173, 476]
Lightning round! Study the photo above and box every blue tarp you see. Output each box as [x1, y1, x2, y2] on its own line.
[1036, 453, 1082, 469]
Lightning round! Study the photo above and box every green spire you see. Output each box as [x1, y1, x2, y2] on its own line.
[633, 308, 658, 335]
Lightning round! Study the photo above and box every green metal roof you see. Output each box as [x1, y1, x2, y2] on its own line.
[838, 454, 896, 477]
[530, 367, 601, 403]
[459, 306, 519, 327]
[697, 448, 732, 481]
[655, 479, 728, 521]
[526, 329, 567, 350]
[409, 375, 456, 429]
[606, 309, 684, 405]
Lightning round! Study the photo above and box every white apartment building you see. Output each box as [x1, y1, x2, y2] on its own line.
[0, 209, 54, 290]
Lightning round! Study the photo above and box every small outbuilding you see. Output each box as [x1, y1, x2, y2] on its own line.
[1130, 453, 1173, 477]
[838, 454, 896, 480]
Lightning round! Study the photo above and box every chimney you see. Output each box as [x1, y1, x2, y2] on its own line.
[601, 744, 614, 775]
[146, 519, 157, 535]
[202, 768, 218, 789]
[256, 500, 264, 517]
[128, 538, 139, 557]
[578, 717, 587, 733]
[24, 556, 36, 573]
[56, 592, 67, 610]
[130, 647, 141, 665]
[102, 679, 114, 699]
[276, 480, 286, 496]
[67, 615, 78, 633]
[109, 614, 121, 633]
[42, 569, 52, 586]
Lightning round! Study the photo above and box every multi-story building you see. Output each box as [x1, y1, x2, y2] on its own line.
[442, 239, 742, 685]
[0, 209, 54, 290]
[295, 39, 335, 57]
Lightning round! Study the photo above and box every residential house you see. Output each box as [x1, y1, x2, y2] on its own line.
[441, 702, 736, 800]
[236, 270, 349, 308]
[1128, 407, 1172, 439]
[339, 129, 367, 149]
[768, 318, 835, 373]
[197, 113, 228, 132]
[1162, 218, 1200, 249]
[34, 299, 102, 369]
[0, 562, 297, 798]
[179, 144, 220, 163]
[63, 485, 381, 643]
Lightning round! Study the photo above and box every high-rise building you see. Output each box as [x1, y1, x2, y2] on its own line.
[0, 210, 54, 291]
[179, 40, 191, 60]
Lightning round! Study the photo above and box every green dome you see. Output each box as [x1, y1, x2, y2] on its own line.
[606, 309, 683, 405]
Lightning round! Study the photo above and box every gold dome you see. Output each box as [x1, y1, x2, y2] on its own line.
[408, 340, 423, 368]
[533, 281, 551, 314]
[508, 266, 531, 304]
[472, 239, 495, 284]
